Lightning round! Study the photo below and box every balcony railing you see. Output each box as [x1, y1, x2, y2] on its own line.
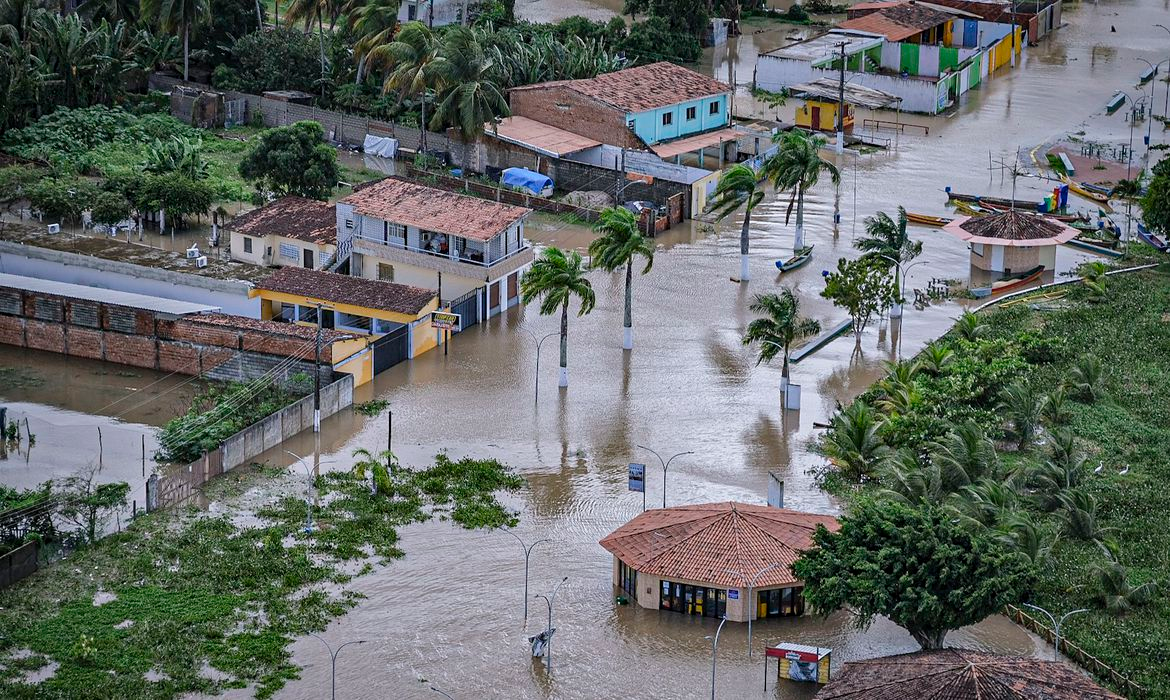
[352, 232, 531, 268]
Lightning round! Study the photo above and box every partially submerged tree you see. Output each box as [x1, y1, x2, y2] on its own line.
[821, 400, 888, 483]
[820, 255, 898, 349]
[765, 129, 840, 250]
[855, 206, 922, 313]
[794, 499, 1035, 650]
[742, 288, 820, 388]
[588, 206, 654, 350]
[520, 247, 595, 388]
[706, 163, 764, 281]
[239, 120, 339, 199]
[56, 465, 130, 544]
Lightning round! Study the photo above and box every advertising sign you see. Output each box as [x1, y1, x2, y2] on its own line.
[628, 463, 645, 493]
[431, 311, 461, 331]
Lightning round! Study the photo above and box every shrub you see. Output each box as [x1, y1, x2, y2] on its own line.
[26, 177, 98, 221]
[623, 17, 701, 63]
[216, 28, 325, 95]
[89, 190, 132, 227]
[239, 121, 339, 199]
[136, 173, 213, 227]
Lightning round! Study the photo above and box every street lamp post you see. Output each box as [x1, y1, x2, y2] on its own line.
[1136, 59, 1160, 146]
[724, 563, 783, 657]
[501, 528, 550, 625]
[521, 327, 559, 404]
[1023, 603, 1089, 661]
[285, 449, 332, 534]
[636, 445, 694, 508]
[705, 617, 729, 700]
[534, 576, 569, 675]
[877, 255, 929, 319]
[307, 633, 366, 700]
[1156, 25, 1170, 118]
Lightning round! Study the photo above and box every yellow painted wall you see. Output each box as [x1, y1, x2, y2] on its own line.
[776, 656, 831, 684]
[249, 289, 437, 326]
[692, 170, 721, 215]
[333, 347, 373, 386]
[795, 101, 853, 133]
[942, 20, 954, 47]
[414, 317, 438, 356]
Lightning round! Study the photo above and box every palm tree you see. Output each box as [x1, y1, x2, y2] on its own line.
[1092, 555, 1160, 614]
[283, 0, 330, 95]
[953, 310, 988, 342]
[764, 130, 840, 250]
[997, 511, 1055, 565]
[742, 288, 820, 391]
[706, 163, 764, 281]
[917, 343, 954, 375]
[351, 447, 394, 494]
[951, 479, 1019, 528]
[1060, 489, 1112, 542]
[520, 247, 596, 388]
[588, 207, 654, 350]
[139, 0, 209, 82]
[821, 400, 888, 482]
[347, 0, 401, 84]
[855, 206, 922, 314]
[1041, 384, 1072, 426]
[369, 21, 440, 154]
[1080, 260, 1108, 301]
[998, 381, 1043, 451]
[1065, 354, 1105, 402]
[880, 448, 943, 505]
[929, 421, 999, 492]
[428, 26, 510, 171]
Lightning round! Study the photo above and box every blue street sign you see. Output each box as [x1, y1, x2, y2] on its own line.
[628, 463, 645, 493]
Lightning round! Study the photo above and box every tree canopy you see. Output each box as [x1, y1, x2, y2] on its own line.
[1141, 159, 1170, 236]
[821, 255, 898, 346]
[794, 498, 1035, 649]
[238, 120, 339, 199]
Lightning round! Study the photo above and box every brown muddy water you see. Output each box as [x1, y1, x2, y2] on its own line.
[2, 1, 1167, 697]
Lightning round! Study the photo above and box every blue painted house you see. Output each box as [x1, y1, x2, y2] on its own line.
[508, 62, 733, 152]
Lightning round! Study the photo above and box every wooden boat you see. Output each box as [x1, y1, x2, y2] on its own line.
[1061, 175, 1112, 208]
[947, 191, 1045, 210]
[1079, 181, 1114, 197]
[776, 245, 814, 272]
[970, 265, 1045, 298]
[1137, 224, 1169, 252]
[975, 200, 1090, 222]
[905, 212, 952, 227]
[952, 200, 985, 216]
[1065, 237, 1124, 258]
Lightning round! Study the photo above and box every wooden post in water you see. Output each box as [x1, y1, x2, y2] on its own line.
[97, 426, 103, 469]
[142, 434, 146, 477]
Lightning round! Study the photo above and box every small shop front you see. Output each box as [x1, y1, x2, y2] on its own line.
[659, 580, 728, 619]
[756, 586, 806, 619]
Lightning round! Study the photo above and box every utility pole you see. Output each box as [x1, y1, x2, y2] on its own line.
[835, 41, 847, 155]
[313, 303, 323, 433]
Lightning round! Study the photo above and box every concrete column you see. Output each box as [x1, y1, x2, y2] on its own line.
[407, 321, 415, 359]
[497, 277, 507, 313]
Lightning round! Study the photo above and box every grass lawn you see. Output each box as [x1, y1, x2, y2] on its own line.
[0, 456, 522, 699]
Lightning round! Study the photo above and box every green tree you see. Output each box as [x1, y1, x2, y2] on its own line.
[239, 121, 339, 199]
[997, 381, 1042, 451]
[520, 247, 595, 388]
[283, 0, 331, 95]
[707, 163, 764, 281]
[953, 310, 988, 342]
[369, 21, 439, 153]
[26, 177, 99, 222]
[1140, 159, 1170, 236]
[794, 499, 1035, 649]
[1065, 354, 1104, 402]
[139, 0, 210, 81]
[588, 206, 654, 350]
[928, 421, 999, 493]
[429, 26, 510, 170]
[820, 255, 898, 349]
[855, 206, 922, 312]
[743, 289, 820, 388]
[90, 189, 132, 227]
[821, 400, 888, 483]
[56, 465, 131, 544]
[137, 172, 212, 228]
[351, 447, 395, 494]
[347, 0, 400, 84]
[142, 136, 208, 180]
[621, 17, 700, 64]
[765, 129, 840, 249]
[213, 27, 323, 94]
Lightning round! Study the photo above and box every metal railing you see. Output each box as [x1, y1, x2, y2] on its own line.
[351, 232, 531, 269]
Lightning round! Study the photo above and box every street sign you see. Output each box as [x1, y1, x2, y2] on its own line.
[628, 463, 645, 492]
[728, 589, 739, 600]
[431, 311, 460, 331]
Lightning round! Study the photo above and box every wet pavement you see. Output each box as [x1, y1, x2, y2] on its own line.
[2, 1, 1167, 697]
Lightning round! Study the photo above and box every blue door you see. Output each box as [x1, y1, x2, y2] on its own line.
[964, 19, 979, 47]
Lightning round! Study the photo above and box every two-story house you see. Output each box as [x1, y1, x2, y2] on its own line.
[336, 178, 533, 327]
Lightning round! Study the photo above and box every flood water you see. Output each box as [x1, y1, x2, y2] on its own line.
[2, 0, 1166, 696]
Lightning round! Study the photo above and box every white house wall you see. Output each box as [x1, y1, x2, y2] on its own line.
[880, 42, 901, 71]
[918, 44, 941, 78]
[754, 56, 816, 93]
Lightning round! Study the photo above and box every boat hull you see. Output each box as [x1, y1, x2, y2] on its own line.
[970, 265, 1045, 297]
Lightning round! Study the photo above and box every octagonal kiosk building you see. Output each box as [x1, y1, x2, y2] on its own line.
[599, 502, 839, 623]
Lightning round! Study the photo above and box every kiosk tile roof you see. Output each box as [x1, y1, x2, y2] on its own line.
[942, 211, 1079, 247]
[815, 649, 1125, 699]
[255, 267, 435, 316]
[341, 178, 529, 242]
[227, 197, 336, 245]
[509, 62, 731, 113]
[599, 502, 838, 589]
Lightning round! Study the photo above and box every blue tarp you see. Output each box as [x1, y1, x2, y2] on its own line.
[501, 168, 553, 195]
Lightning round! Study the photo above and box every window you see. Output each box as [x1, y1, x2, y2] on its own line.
[344, 218, 354, 230]
[555, 102, 572, 111]
[279, 242, 298, 260]
[377, 263, 395, 282]
[686, 106, 697, 120]
[658, 579, 726, 618]
[406, 2, 417, 20]
[382, 221, 405, 244]
[296, 305, 318, 324]
[709, 101, 720, 115]
[662, 112, 673, 126]
[627, 120, 636, 131]
[756, 587, 805, 619]
[618, 560, 637, 596]
[242, 236, 253, 254]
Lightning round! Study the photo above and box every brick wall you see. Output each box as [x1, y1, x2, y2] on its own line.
[0, 285, 332, 385]
[509, 86, 644, 150]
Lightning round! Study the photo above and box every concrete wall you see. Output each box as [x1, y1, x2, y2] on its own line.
[0, 241, 258, 317]
[509, 85, 644, 150]
[220, 374, 353, 470]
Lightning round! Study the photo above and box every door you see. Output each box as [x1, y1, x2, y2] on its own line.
[810, 106, 821, 131]
[303, 248, 314, 269]
[490, 280, 501, 311]
[507, 272, 518, 302]
[372, 324, 410, 374]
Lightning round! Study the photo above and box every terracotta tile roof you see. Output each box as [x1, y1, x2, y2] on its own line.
[340, 177, 529, 242]
[187, 312, 350, 342]
[228, 196, 336, 245]
[959, 210, 1071, 241]
[509, 62, 731, 114]
[838, 2, 955, 41]
[815, 649, 1125, 699]
[255, 267, 435, 316]
[599, 502, 839, 588]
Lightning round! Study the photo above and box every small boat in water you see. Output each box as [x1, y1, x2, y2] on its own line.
[970, 265, 1045, 298]
[1137, 224, 1169, 252]
[906, 212, 952, 227]
[1061, 175, 1112, 208]
[776, 245, 814, 272]
[947, 191, 1046, 210]
[1066, 237, 1124, 258]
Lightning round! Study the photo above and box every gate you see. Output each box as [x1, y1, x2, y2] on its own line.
[225, 98, 246, 127]
[450, 288, 480, 333]
[373, 325, 410, 373]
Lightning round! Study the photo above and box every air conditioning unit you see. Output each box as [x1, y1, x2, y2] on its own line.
[47, 223, 60, 234]
[195, 256, 208, 268]
[186, 245, 201, 259]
